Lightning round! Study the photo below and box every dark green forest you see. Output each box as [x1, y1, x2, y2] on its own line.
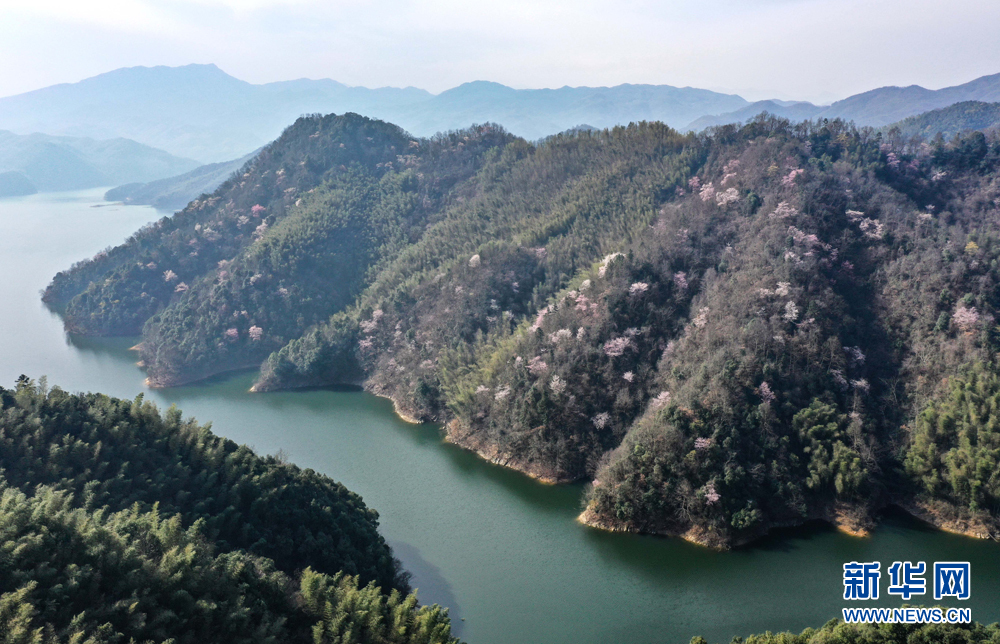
[46, 110, 1000, 546]
[0, 377, 459, 644]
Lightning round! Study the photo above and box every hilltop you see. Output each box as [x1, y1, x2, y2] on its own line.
[46, 111, 1000, 548]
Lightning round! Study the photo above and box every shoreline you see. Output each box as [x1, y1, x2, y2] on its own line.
[138, 362, 1000, 549]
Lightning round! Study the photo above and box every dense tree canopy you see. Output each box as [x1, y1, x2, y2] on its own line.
[0, 378, 460, 644]
[46, 111, 1000, 545]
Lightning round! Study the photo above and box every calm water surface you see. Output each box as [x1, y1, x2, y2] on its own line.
[1, 189, 998, 644]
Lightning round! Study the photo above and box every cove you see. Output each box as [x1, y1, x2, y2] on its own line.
[1, 189, 998, 644]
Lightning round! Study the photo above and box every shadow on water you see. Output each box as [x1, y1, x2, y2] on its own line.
[739, 519, 840, 554]
[387, 540, 465, 637]
[64, 334, 141, 359]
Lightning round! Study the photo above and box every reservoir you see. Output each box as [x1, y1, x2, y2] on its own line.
[1, 189, 997, 644]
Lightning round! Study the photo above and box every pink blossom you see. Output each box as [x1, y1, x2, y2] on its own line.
[528, 356, 549, 376]
[704, 483, 720, 504]
[673, 272, 688, 291]
[650, 391, 672, 410]
[953, 305, 980, 332]
[770, 201, 798, 219]
[251, 204, 266, 216]
[688, 176, 701, 190]
[530, 307, 549, 333]
[163, 270, 178, 283]
[174, 282, 189, 293]
[759, 381, 776, 404]
[603, 336, 632, 357]
[623, 371, 634, 382]
[782, 168, 805, 187]
[699, 182, 716, 202]
[694, 437, 713, 451]
[223, 328, 239, 341]
[248, 326, 263, 341]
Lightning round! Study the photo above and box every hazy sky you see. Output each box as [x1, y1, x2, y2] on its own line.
[2, 0, 1000, 104]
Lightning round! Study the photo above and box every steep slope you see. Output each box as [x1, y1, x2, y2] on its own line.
[49, 113, 1000, 547]
[0, 377, 459, 644]
[0, 129, 199, 191]
[106, 150, 259, 211]
[45, 112, 516, 385]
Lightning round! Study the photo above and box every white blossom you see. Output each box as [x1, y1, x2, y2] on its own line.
[629, 282, 649, 296]
[693, 307, 709, 328]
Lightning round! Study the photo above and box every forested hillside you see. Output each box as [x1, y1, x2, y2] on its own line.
[892, 101, 1000, 140]
[48, 111, 1000, 546]
[0, 377, 459, 644]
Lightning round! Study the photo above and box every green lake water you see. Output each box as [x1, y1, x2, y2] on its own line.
[1, 188, 998, 644]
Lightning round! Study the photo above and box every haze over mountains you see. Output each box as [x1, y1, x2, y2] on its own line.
[0, 130, 198, 196]
[4, 63, 1000, 202]
[0, 64, 753, 162]
[688, 73, 1000, 130]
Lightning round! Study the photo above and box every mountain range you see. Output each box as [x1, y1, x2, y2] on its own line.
[0, 130, 199, 196]
[688, 73, 1000, 130]
[0, 64, 751, 162]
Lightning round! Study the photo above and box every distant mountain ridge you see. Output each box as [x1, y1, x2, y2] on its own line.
[686, 73, 1000, 130]
[0, 64, 749, 161]
[105, 150, 258, 211]
[0, 130, 199, 195]
[5, 64, 1000, 164]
